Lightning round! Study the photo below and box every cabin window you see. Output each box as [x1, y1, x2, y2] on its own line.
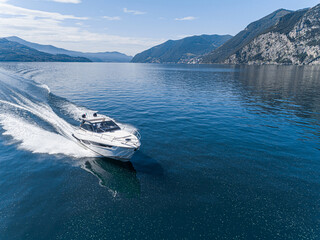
[91, 121, 120, 132]
[82, 124, 93, 132]
[81, 120, 120, 133]
[100, 121, 121, 132]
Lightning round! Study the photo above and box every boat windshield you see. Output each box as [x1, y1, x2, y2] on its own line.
[92, 121, 120, 133]
[81, 120, 120, 133]
[81, 123, 93, 131]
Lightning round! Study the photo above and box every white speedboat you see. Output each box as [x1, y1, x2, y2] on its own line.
[72, 112, 141, 161]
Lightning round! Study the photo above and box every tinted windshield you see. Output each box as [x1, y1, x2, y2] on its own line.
[81, 120, 120, 133]
[81, 123, 93, 131]
[92, 121, 120, 133]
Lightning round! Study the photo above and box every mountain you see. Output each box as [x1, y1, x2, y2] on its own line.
[224, 5, 320, 65]
[0, 38, 90, 62]
[5, 36, 132, 62]
[201, 9, 292, 63]
[131, 34, 233, 63]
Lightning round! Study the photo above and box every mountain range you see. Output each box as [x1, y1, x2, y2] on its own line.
[1, 3, 320, 65]
[132, 3, 320, 65]
[131, 34, 233, 63]
[223, 5, 320, 65]
[200, 9, 292, 64]
[2, 36, 132, 62]
[0, 38, 90, 62]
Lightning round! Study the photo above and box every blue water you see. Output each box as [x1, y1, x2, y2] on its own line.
[0, 63, 320, 239]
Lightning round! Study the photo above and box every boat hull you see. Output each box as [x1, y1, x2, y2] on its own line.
[72, 134, 137, 161]
[86, 144, 137, 162]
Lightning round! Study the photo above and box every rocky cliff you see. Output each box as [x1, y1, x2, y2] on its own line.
[201, 9, 292, 64]
[225, 5, 320, 65]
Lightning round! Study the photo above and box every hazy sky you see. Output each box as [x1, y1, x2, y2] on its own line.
[0, 0, 319, 55]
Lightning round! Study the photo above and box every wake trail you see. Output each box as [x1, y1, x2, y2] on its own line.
[0, 69, 96, 158]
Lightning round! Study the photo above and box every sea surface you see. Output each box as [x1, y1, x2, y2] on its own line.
[0, 63, 319, 239]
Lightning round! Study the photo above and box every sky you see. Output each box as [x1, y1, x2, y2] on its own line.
[0, 0, 319, 56]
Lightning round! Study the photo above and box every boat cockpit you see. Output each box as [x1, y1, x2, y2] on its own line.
[80, 119, 121, 133]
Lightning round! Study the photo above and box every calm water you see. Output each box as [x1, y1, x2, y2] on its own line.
[0, 63, 320, 239]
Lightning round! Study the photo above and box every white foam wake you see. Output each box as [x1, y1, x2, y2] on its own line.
[0, 92, 96, 158]
[0, 68, 139, 159]
[0, 114, 94, 158]
[60, 101, 94, 121]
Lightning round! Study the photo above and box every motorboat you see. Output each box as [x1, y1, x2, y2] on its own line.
[72, 112, 141, 161]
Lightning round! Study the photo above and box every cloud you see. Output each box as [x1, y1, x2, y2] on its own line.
[0, 3, 87, 20]
[103, 16, 121, 21]
[175, 16, 197, 21]
[52, 0, 81, 3]
[0, 2, 160, 55]
[123, 8, 146, 15]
